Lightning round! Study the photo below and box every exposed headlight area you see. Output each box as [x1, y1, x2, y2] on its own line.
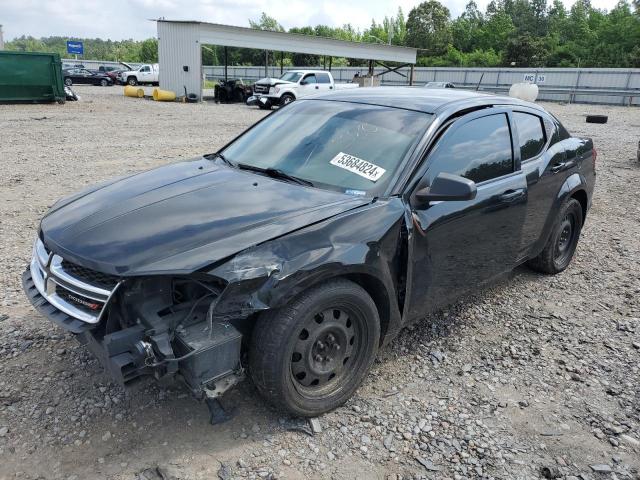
[23, 243, 244, 399]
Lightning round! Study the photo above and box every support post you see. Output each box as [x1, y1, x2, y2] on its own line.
[264, 50, 268, 78]
[623, 70, 633, 106]
[329, 57, 332, 71]
[280, 52, 284, 74]
[224, 46, 228, 82]
[409, 64, 414, 86]
[571, 69, 582, 104]
[368, 60, 374, 77]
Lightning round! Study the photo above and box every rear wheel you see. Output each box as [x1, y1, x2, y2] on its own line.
[127, 77, 137, 86]
[249, 279, 380, 417]
[527, 198, 583, 274]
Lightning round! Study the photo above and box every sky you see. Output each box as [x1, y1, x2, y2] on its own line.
[0, 0, 622, 41]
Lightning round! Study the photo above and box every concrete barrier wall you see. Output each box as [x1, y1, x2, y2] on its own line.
[65, 60, 640, 105]
[203, 65, 640, 106]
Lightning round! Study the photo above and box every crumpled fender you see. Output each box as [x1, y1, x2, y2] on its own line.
[207, 198, 408, 344]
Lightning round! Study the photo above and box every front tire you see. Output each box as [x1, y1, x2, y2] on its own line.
[279, 93, 295, 107]
[527, 197, 583, 274]
[64, 78, 73, 87]
[127, 77, 137, 86]
[100, 79, 108, 87]
[249, 279, 380, 417]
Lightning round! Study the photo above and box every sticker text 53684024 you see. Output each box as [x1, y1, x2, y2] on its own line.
[329, 152, 386, 182]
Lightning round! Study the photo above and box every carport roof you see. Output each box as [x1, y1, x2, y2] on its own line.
[156, 20, 417, 64]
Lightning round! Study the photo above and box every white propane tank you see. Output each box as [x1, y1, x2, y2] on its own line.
[509, 82, 539, 102]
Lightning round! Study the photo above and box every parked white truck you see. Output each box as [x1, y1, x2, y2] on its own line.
[120, 64, 159, 86]
[249, 70, 358, 109]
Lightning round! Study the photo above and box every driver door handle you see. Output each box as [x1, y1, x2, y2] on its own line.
[550, 162, 566, 173]
[499, 188, 525, 202]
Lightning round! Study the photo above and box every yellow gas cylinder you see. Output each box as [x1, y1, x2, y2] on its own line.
[124, 85, 144, 98]
[152, 88, 176, 101]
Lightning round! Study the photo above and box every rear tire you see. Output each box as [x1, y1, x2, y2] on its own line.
[127, 77, 137, 86]
[249, 279, 380, 417]
[527, 198, 583, 274]
[64, 78, 73, 87]
[100, 79, 108, 87]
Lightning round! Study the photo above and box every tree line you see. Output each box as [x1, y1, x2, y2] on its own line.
[5, 0, 640, 68]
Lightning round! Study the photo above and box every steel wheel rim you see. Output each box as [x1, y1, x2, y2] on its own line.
[290, 307, 363, 398]
[555, 212, 576, 264]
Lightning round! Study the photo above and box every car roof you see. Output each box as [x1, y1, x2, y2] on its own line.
[310, 86, 540, 114]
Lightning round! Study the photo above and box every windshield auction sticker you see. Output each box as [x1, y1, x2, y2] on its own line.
[330, 152, 386, 182]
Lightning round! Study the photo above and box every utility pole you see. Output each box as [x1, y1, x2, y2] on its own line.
[0, 25, 5, 50]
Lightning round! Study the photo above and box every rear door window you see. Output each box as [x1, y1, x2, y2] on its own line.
[427, 113, 514, 184]
[513, 112, 546, 161]
[317, 73, 331, 84]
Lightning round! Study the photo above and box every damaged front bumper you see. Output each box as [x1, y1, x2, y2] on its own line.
[22, 238, 247, 401]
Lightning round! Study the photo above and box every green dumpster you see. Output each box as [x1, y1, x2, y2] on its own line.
[0, 51, 66, 103]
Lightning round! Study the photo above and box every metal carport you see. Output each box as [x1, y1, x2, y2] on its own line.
[156, 20, 417, 101]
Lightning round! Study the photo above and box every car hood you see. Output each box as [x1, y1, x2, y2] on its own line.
[41, 158, 369, 276]
[255, 77, 294, 87]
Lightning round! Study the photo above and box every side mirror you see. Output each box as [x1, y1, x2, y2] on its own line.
[300, 80, 308, 85]
[412, 172, 477, 209]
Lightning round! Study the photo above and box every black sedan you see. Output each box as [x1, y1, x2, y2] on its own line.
[62, 68, 113, 87]
[22, 88, 595, 420]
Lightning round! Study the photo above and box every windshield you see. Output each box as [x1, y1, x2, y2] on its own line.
[279, 72, 303, 83]
[221, 100, 433, 195]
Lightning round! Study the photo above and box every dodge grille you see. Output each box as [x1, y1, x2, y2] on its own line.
[28, 238, 120, 324]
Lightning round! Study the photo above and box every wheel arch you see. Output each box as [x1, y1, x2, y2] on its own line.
[341, 272, 393, 346]
[532, 172, 589, 259]
[570, 188, 588, 224]
[262, 267, 401, 347]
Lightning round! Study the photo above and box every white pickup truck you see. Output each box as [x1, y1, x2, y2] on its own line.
[250, 70, 358, 109]
[120, 64, 159, 86]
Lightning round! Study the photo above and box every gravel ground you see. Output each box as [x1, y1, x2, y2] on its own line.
[0, 85, 639, 480]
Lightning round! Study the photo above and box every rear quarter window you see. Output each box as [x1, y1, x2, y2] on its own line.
[513, 112, 546, 161]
